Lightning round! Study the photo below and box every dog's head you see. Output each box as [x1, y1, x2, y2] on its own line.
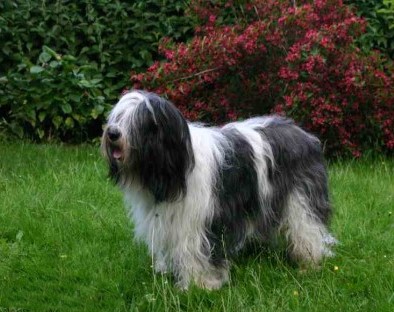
[101, 90, 195, 202]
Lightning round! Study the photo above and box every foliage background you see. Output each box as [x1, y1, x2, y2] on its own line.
[345, 0, 394, 58]
[0, 0, 194, 141]
[0, 0, 393, 156]
[132, 0, 394, 157]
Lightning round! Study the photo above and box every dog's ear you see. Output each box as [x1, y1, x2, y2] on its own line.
[133, 93, 195, 203]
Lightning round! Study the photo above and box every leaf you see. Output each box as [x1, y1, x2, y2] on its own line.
[11, 124, 24, 138]
[17, 63, 27, 71]
[139, 50, 152, 62]
[61, 103, 72, 114]
[69, 94, 81, 102]
[30, 66, 44, 74]
[65, 117, 74, 128]
[37, 129, 45, 139]
[2, 45, 11, 56]
[80, 47, 90, 54]
[52, 116, 63, 129]
[72, 114, 83, 122]
[96, 96, 105, 103]
[38, 111, 46, 122]
[91, 104, 104, 119]
[49, 61, 60, 68]
[25, 109, 36, 122]
[39, 51, 52, 63]
[79, 80, 92, 88]
[63, 55, 77, 62]
[89, 78, 102, 85]
[43, 46, 61, 60]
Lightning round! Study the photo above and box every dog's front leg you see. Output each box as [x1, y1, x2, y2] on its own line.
[154, 250, 169, 274]
[171, 247, 229, 290]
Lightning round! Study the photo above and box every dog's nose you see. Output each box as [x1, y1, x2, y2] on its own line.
[107, 128, 121, 142]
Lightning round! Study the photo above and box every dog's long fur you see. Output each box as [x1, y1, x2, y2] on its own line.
[101, 90, 336, 289]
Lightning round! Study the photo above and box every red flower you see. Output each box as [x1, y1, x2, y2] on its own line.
[133, 0, 394, 157]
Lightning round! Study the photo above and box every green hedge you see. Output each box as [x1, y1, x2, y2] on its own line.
[1, 0, 393, 143]
[345, 0, 394, 58]
[0, 46, 108, 141]
[0, 0, 193, 141]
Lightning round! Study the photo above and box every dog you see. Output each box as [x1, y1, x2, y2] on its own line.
[101, 90, 336, 290]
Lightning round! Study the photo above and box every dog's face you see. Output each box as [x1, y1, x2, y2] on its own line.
[101, 90, 195, 202]
[101, 91, 146, 181]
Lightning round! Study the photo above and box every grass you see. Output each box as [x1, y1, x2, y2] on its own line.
[0, 143, 393, 312]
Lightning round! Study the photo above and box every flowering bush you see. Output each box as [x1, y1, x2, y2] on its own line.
[131, 0, 394, 156]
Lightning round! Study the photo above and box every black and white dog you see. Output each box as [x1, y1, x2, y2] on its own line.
[101, 90, 336, 290]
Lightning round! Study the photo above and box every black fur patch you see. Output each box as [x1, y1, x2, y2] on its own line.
[258, 117, 331, 224]
[109, 158, 120, 183]
[208, 128, 261, 266]
[131, 92, 195, 203]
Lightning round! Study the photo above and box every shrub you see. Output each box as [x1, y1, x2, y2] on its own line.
[0, 46, 107, 141]
[345, 0, 394, 58]
[0, 0, 194, 141]
[0, 0, 193, 76]
[132, 0, 394, 156]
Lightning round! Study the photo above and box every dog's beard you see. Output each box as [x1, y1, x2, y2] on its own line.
[102, 133, 131, 185]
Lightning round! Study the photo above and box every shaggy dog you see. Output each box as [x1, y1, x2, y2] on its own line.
[101, 90, 336, 290]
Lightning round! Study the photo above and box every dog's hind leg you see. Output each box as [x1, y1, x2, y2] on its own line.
[280, 189, 336, 266]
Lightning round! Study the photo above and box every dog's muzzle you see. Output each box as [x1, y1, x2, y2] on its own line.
[106, 126, 123, 160]
[107, 127, 121, 142]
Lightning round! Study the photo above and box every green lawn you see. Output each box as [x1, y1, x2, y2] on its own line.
[0, 143, 393, 311]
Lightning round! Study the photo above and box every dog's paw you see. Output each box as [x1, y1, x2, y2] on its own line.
[154, 259, 169, 274]
[196, 272, 228, 290]
[323, 233, 338, 246]
[175, 280, 189, 291]
[196, 278, 224, 290]
[176, 276, 224, 291]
